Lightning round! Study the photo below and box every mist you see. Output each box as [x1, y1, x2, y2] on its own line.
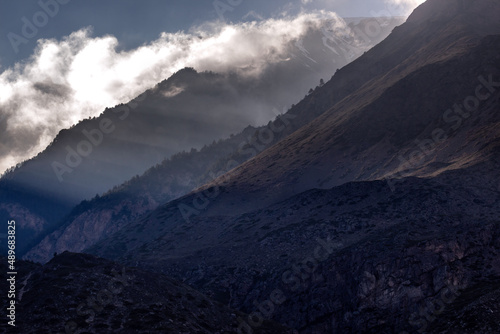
[382, 0, 426, 15]
[0, 11, 348, 174]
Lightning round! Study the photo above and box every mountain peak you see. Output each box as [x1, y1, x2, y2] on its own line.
[164, 66, 199, 83]
[407, 0, 500, 24]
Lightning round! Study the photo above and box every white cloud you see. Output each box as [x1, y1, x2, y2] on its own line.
[389, 0, 425, 5]
[0, 11, 344, 174]
[382, 0, 426, 16]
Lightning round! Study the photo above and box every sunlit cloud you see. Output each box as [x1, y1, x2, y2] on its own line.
[382, 0, 426, 15]
[0, 11, 344, 174]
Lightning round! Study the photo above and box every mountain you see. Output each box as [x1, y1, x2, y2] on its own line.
[0, 252, 290, 333]
[81, 0, 500, 332]
[192, 0, 500, 216]
[1, 17, 404, 256]
[23, 125, 259, 262]
[90, 167, 500, 333]
[20, 17, 405, 261]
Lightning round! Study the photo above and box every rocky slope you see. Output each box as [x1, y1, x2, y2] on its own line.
[84, 0, 500, 332]
[0, 252, 290, 333]
[87, 159, 500, 333]
[193, 0, 500, 217]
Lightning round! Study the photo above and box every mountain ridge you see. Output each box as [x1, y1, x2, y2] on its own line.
[23, 17, 407, 261]
[3, 17, 406, 256]
[82, 0, 500, 332]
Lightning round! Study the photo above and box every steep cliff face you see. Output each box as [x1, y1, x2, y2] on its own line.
[24, 197, 158, 262]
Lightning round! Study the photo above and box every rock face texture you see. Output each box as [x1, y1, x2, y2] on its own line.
[88, 165, 500, 333]
[0, 252, 289, 333]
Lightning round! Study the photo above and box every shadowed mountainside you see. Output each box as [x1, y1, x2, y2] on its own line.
[23, 17, 407, 262]
[4, 1, 500, 332]
[1, 17, 405, 256]
[83, 0, 500, 332]
[0, 252, 290, 333]
[89, 162, 500, 333]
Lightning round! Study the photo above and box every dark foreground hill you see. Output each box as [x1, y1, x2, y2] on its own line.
[0, 252, 289, 333]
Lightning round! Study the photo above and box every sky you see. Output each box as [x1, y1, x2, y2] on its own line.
[0, 0, 425, 174]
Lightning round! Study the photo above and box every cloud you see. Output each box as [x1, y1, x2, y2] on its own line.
[382, 0, 426, 15]
[388, 0, 425, 4]
[0, 11, 345, 175]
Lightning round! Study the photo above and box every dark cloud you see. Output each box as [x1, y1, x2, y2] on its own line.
[32, 81, 71, 98]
